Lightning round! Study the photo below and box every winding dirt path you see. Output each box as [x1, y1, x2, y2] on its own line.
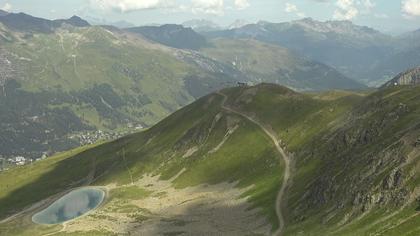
[216, 91, 291, 236]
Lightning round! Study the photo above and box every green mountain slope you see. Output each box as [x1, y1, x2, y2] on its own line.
[0, 14, 364, 159]
[127, 24, 208, 50]
[201, 38, 365, 91]
[0, 83, 419, 235]
[0, 89, 284, 235]
[223, 84, 420, 235]
[0, 21, 241, 158]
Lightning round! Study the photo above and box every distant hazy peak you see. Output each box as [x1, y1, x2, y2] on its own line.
[183, 19, 219, 27]
[56, 15, 90, 27]
[0, 12, 90, 33]
[288, 18, 381, 35]
[182, 19, 221, 32]
[228, 19, 251, 30]
[127, 24, 207, 50]
[0, 9, 8, 16]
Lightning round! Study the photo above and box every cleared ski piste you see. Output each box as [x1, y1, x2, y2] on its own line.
[32, 187, 105, 225]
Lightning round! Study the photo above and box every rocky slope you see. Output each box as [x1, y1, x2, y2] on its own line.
[222, 84, 420, 236]
[382, 67, 420, 88]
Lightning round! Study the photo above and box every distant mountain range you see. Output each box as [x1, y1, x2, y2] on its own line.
[127, 24, 209, 50]
[182, 19, 253, 32]
[0, 11, 418, 159]
[0, 12, 363, 158]
[204, 18, 420, 86]
[0, 10, 8, 17]
[182, 19, 222, 32]
[84, 16, 136, 28]
[200, 38, 364, 91]
[0, 12, 89, 33]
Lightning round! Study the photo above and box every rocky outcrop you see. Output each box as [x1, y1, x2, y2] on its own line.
[382, 67, 420, 88]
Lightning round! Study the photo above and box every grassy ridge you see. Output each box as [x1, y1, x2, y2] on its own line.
[0, 92, 284, 234]
[1, 84, 419, 235]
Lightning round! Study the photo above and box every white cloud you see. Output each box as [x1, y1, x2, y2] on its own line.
[1, 3, 12, 12]
[285, 3, 298, 13]
[90, 0, 174, 13]
[234, 0, 250, 10]
[284, 3, 306, 18]
[191, 0, 224, 15]
[333, 0, 358, 20]
[89, 0, 250, 15]
[402, 0, 420, 17]
[362, 0, 375, 11]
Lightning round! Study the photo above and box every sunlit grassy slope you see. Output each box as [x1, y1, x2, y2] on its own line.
[223, 84, 420, 235]
[0, 84, 419, 235]
[0, 24, 239, 156]
[0, 89, 283, 235]
[1, 26, 194, 126]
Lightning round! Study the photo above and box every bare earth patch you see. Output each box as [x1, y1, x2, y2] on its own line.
[62, 174, 271, 235]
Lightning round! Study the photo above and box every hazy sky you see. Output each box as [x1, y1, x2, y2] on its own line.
[0, 0, 419, 34]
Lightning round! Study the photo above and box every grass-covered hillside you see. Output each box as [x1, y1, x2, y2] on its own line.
[0, 20, 241, 157]
[223, 84, 420, 235]
[0, 83, 419, 235]
[0, 15, 363, 159]
[0, 88, 284, 235]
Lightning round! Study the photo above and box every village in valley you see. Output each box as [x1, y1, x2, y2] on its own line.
[0, 125, 144, 172]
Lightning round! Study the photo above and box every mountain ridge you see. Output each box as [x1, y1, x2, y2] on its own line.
[0, 12, 363, 160]
[200, 38, 365, 91]
[0, 13, 90, 33]
[1, 83, 419, 235]
[203, 18, 400, 85]
[127, 24, 208, 50]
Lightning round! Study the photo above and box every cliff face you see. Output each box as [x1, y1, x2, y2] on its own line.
[383, 67, 420, 87]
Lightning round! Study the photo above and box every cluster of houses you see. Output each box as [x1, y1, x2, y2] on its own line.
[8, 156, 27, 166]
[0, 153, 48, 171]
[70, 129, 133, 146]
[0, 123, 147, 172]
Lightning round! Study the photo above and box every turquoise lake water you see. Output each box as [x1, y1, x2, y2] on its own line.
[32, 187, 105, 225]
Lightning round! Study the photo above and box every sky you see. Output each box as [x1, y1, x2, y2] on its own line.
[0, 0, 419, 34]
